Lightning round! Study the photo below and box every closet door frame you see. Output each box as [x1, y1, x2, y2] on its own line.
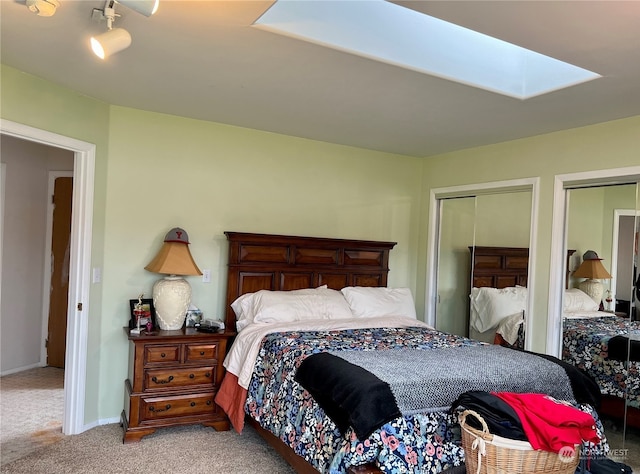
[547, 166, 640, 357]
[425, 177, 539, 351]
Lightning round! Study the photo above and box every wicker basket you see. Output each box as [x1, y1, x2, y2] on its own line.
[458, 409, 579, 474]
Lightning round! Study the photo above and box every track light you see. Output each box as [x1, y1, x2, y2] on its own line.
[116, 0, 159, 17]
[90, 1, 131, 59]
[91, 28, 132, 59]
[90, 0, 158, 59]
[26, 0, 60, 17]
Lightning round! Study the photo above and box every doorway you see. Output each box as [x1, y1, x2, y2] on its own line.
[0, 119, 95, 435]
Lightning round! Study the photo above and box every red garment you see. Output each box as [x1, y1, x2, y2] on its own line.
[492, 392, 599, 453]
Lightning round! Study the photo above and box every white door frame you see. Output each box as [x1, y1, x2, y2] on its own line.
[547, 166, 640, 357]
[0, 119, 95, 435]
[425, 177, 540, 351]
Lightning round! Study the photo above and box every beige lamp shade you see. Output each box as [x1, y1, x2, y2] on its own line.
[145, 228, 202, 330]
[572, 259, 612, 280]
[572, 253, 612, 304]
[144, 241, 202, 276]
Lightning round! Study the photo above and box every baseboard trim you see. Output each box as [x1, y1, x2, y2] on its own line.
[0, 362, 46, 377]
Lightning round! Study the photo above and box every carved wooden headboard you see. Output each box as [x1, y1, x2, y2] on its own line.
[224, 232, 397, 331]
[468, 246, 576, 290]
[468, 246, 529, 289]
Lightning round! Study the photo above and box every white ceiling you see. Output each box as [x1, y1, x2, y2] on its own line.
[2, 0, 640, 158]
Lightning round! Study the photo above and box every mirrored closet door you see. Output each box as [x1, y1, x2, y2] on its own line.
[435, 190, 532, 347]
[562, 181, 639, 463]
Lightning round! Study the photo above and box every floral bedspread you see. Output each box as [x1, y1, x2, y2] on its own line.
[245, 326, 608, 473]
[562, 316, 639, 408]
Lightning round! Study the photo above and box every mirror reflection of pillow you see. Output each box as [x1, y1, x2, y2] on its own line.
[341, 286, 417, 319]
[563, 288, 599, 312]
[470, 286, 527, 333]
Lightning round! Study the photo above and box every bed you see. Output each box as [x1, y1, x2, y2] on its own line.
[215, 233, 608, 474]
[468, 246, 640, 428]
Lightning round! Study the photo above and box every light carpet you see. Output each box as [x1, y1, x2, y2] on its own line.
[1, 367, 65, 466]
[1, 422, 296, 474]
[1, 367, 294, 473]
[2, 367, 638, 473]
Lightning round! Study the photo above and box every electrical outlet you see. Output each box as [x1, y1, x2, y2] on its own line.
[202, 269, 211, 283]
[92, 267, 101, 283]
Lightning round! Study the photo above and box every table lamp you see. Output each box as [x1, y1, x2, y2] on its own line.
[144, 227, 202, 330]
[572, 250, 612, 304]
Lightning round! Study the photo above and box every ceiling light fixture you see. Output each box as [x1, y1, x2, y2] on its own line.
[90, 0, 131, 59]
[116, 0, 159, 17]
[26, 0, 60, 17]
[90, 0, 159, 60]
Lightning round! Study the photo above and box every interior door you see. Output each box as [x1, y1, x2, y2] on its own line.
[47, 176, 73, 368]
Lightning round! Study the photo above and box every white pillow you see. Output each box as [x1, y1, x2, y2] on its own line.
[470, 286, 528, 333]
[231, 286, 354, 331]
[340, 286, 417, 319]
[563, 288, 599, 312]
[232, 286, 326, 321]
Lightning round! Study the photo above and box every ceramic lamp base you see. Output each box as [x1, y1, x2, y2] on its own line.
[152, 276, 191, 330]
[579, 278, 603, 305]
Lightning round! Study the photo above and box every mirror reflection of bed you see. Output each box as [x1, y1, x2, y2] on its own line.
[468, 246, 528, 348]
[563, 182, 640, 465]
[434, 190, 533, 340]
[469, 245, 640, 434]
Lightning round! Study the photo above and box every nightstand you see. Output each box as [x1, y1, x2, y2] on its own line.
[121, 327, 233, 442]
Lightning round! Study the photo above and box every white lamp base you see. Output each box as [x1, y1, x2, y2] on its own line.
[152, 276, 192, 330]
[579, 279, 603, 305]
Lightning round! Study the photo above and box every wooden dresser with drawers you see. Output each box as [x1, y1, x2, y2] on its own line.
[121, 327, 232, 442]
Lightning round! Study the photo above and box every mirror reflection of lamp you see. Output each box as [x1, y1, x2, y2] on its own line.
[572, 250, 612, 305]
[144, 228, 202, 330]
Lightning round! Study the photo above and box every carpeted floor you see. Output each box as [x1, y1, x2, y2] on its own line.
[1, 422, 296, 473]
[2, 367, 639, 473]
[1, 367, 65, 466]
[0, 367, 295, 473]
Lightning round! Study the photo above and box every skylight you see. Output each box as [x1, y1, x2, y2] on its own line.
[253, 0, 601, 99]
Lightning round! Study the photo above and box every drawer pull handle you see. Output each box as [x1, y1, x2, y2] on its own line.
[161, 353, 166, 358]
[151, 375, 174, 384]
[190, 402, 196, 407]
[149, 404, 171, 413]
[200, 351, 205, 356]
[205, 372, 211, 378]
[206, 400, 212, 406]
[189, 374, 195, 379]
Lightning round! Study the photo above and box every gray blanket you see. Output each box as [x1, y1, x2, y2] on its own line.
[331, 344, 576, 414]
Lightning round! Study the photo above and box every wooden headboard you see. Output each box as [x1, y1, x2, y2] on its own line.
[468, 246, 576, 290]
[224, 232, 397, 331]
[468, 246, 529, 289]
